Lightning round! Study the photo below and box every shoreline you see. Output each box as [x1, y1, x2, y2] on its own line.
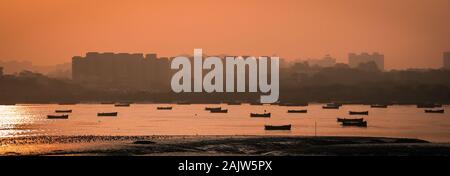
[2, 135, 450, 156]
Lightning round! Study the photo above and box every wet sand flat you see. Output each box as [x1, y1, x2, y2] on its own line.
[2, 135, 450, 156]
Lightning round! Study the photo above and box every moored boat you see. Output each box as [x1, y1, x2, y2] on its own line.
[424, 109, 445, 113]
[337, 118, 364, 123]
[205, 107, 222, 111]
[47, 114, 69, 119]
[265, 124, 291, 130]
[287, 110, 307, 113]
[114, 103, 130, 107]
[210, 109, 228, 113]
[341, 121, 367, 127]
[157, 106, 173, 110]
[55, 110, 72, 113]
[349, 111, 369, 115]
[322, 105, 339, 109]
[250, 113, 271, 118]
[97, 112, 118, 116]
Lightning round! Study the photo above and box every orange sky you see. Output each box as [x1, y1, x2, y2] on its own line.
[0, 0, 449, 69]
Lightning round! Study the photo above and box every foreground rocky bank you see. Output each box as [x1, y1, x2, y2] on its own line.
[1, 135, 450, 156]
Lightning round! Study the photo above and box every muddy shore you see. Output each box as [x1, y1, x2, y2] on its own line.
[1, 135, 450, 156]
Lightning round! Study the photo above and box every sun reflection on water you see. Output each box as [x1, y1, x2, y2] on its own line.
[0, 105, 42, 137]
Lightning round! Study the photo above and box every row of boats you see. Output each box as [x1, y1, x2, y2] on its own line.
[322, 103, 387, 109]
[47, 109, 119, 119]
[322, 103, 445, 114]
[47, 108, 292, 131]
[46, 102, 445, 130]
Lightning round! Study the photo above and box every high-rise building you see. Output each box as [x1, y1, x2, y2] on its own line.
[348, 52, 384, 70]
[444, 52, 450, 69]
[72, 52, 170, 92]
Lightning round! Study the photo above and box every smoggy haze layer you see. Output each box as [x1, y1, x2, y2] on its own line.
[1, 0, 449, 69]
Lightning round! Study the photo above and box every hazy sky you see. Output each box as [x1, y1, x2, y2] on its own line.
[0, 0, 449, 69]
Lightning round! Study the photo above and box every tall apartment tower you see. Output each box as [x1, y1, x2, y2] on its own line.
[72, 52, 171, 92]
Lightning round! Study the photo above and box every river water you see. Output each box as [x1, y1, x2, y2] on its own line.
[0, 104, 449, 142]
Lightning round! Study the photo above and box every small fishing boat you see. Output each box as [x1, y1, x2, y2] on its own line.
[47, 114, 69, 119]
[157, 106, 173, 110]
[210, 109, 228, 113]
[322, 105, 339, 109]
[349, 111, 369, 115]
[97, 112, 118, 116]
[205, 107, 222, 111]
[424, 109, 445, 113]
[114, 103, 130, 107]
[370, 104, 388, 108]
[55, 110, 72, 113]
[287, 110, 307, 113]
[337, 118, 364, 123]
[265, 125, 291, 130]
[341, 121, 367, 127]
[250, 113, 271, 118]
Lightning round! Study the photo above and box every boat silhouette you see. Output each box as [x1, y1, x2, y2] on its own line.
[424, 109, 444, 113]
[349, 111, 369, 115]
[157, 106, 173, 110]
[341, 121, 367, 127]
[205, 107, 222, 111]
[250, 113, 271, 118]
[114, 103, 130, 107]
[337, 118, 364, 123]
[97, 112, 118, 116]
[287, 110, 307, 113]
[47, 114, 69, 119]
[55, 110, 72, 113]
[265, 125, 291, 130]
[210, 109, 228, 113]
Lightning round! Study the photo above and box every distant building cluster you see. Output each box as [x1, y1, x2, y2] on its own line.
[72, 52, 171, 92]
[444, 52, 450, 70]
[0, 67, 3, 77]
[305, 55, 336, 68]
[348, 52, 384, 70]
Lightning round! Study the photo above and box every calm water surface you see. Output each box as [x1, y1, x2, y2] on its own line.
[0, 104, 449, 142]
